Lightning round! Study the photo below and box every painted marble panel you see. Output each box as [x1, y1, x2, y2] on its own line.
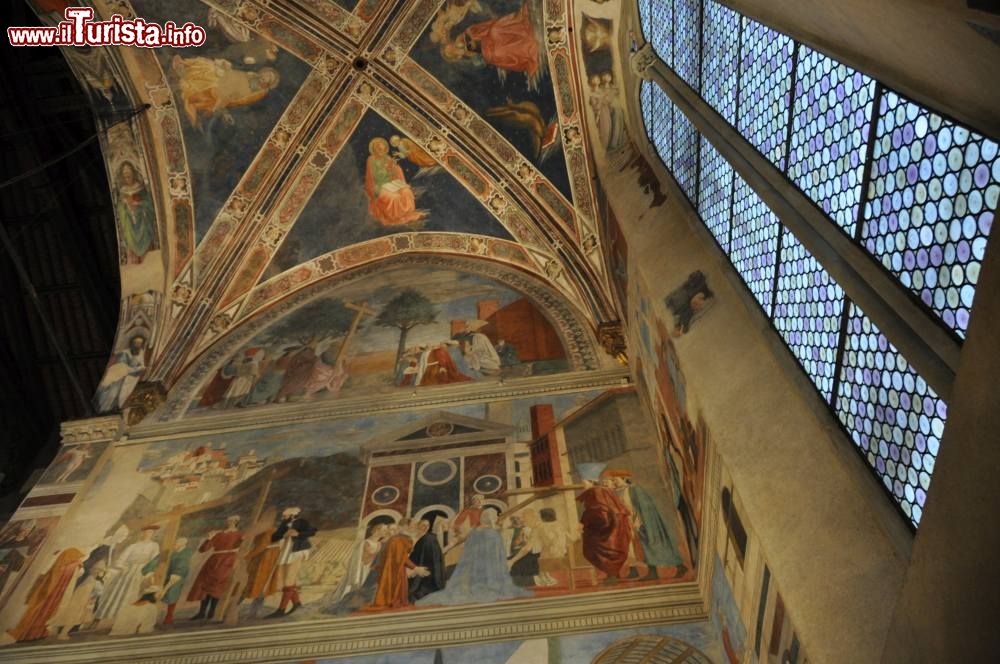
[268, 110, 513, 276]
[191, 266, 571, 413]
[131, 0, 312, 241]
[0, 387, 693, 648]
[409, 0, 574, 199]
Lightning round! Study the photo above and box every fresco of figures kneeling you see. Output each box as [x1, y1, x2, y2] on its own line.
[0, 386, 706, 647]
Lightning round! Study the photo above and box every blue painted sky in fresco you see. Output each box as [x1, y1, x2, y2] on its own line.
[410, 0, 574, 201]
[249, 268, 541, 355]
[132, 0, 312, 241]
[143, 387, 605, 470]
[267, 110, 512, 275]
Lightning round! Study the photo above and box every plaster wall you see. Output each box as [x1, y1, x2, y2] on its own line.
[880, 181, 1000, 662]
[602, 131, 913, 662]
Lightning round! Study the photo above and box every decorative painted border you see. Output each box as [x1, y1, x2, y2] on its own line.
[136, 366, 628, 438]
[60, 416, 122, 445]
[0, 582, 704, 663]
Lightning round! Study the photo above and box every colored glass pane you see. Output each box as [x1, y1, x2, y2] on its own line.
[773, 232, 846, 400]
[673, 0, 701, 92]
[698, 135, 734, 251]
[737, 18, 794, 170]
[702, 0, 740, 125]
[650, 0, 673, 68]
[860, 90, 999, 337]
[788, 45, 875, 236]
[673, 104, 700, 202]
[836, 302, 947, 526]
[731, 174, 781, 314]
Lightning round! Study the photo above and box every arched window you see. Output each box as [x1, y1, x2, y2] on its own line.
[637, 0, 998, 527]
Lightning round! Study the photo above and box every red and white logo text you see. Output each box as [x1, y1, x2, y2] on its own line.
[8, 7, 206, 48]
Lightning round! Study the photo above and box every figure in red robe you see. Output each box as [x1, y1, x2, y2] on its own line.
[4, 548, 84, 643]
[365, 137, 425, 226]
[275, 343, 318, 402]
[576, 480, 632, 583]
[363, 520, 428, 612]
[187, 516, 243, 620]
[443, 3, 541, 87]
[420, 343, 472, 385]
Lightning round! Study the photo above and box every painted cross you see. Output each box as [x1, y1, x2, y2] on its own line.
[334, 300, 377, 365]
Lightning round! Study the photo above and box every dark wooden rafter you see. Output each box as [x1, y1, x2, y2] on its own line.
[0, 2, 120, 502]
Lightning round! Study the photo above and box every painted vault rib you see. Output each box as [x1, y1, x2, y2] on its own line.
[48, 0, 621, 395]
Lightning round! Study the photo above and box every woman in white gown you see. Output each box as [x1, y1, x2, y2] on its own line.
[94, 526, 160, 624]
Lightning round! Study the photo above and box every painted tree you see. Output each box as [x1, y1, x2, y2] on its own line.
[375, 289, 437, 374]
[270, 298, 355, 346]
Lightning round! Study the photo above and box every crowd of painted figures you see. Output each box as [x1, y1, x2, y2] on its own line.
[197, 328, 524, 410]
[1, 469, 689, 644]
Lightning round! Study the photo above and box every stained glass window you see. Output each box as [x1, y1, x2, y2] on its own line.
[641, 78, 653, 138]
[639, 0, 653, 44]
[730, 175, 781, 315]
[701, 0, 740, 125]
[698, 136, 734, 251]
[636, 0, 994, 529]
[650, 0, 674, 68]
[737, 18, 794, 171]
[673, 0, 702, 93]
[647, 82, 674, 171]
[836, 302, 947, 526]
[860, 90, 1000, 338]
[788, 45, 875, 236]
[673, 104, 700, 202]
[772, 233, 846, 401]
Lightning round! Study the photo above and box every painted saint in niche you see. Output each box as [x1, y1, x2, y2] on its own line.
[48, 445, 93, 484]
[116, 161, 158, 264]
[171, 55, 280, 130]
[589, 72, 627, 153]
[437, 1, 543, 90]
[92, 334, 147, 414]
[364, 137, 427, 226]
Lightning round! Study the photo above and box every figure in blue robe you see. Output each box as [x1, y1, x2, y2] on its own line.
[628, 481, 684, 570]
[415, 510, 531, 607]
[93, 336, 146, 413]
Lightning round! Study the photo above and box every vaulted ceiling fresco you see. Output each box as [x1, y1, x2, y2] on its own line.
[33, 0, 620, 415]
